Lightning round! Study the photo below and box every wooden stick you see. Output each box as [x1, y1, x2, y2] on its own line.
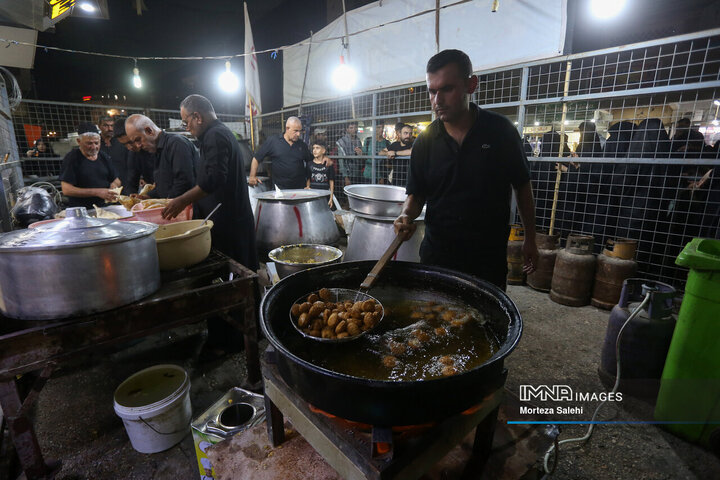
[549, 60, 572, 235]
[359, 233, 405, 290]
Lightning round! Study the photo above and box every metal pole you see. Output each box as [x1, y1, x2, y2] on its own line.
[549, 60, 572, 236]
[341, 0, 356, 119]
[435, 0, 440, 53]
[371, 92, 377, 183]
[249, 97, 255, 149]
[298, 31, 314, 116]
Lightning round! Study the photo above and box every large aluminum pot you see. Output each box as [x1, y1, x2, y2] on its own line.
[268, 244, 343, 279]
[260, 261, 522, 425]
[254, 189, 340, 257]
[345, 213, 425, 262]
[247, 176, 270, 215]
[344, 184, 407, 216]
[0, 207, 160, 320]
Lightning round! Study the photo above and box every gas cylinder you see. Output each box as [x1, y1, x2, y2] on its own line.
[506, 224, 525, 285]
[598, 279, 676, 398]
[549, 234, 596, 307]
[591, 239, 638, 310]
[527, 231, 560, 292]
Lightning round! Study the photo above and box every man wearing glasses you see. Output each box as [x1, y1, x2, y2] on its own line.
[124, 114, 197, 199]
[162, 94, 258, 272]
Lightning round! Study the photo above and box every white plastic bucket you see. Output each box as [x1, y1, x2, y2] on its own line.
[113, 364, 192, 453]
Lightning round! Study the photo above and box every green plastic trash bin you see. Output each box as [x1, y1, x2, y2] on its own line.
[655, 238, 720, 450]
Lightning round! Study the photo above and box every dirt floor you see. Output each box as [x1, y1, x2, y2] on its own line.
[2, 284, 719, 480]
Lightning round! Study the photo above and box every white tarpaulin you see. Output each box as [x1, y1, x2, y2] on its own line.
[283, 0, 566, 107]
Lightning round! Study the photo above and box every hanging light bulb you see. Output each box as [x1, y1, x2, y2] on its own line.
[218, 61, 240, 93]
[331, 55, 357, 92]
[132, 63, 142, 89]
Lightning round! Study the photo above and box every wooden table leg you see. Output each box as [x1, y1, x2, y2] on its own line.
[264, 393, 285, 447]
[461, 405, 500, 479]
[0, 378, 58, 480]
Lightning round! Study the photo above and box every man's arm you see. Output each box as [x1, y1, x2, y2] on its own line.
[61, 181, 117, 202]
[249, 157, 262, 185]
[162, 185, 207, 219]
[393, 193, 426, 241]
[513, 180, 538, 274]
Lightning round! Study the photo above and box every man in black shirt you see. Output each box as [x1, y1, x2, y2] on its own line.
[59, 123, 121, 209]
[163, 94, 259, 271]
[393, 49, 538, 290]
[113, 117, 155, 194]
[125, 114, 197, 199]
[97, 115, 136, 193]
[248, 116, 311, 189]
[383, 123, 414, 186]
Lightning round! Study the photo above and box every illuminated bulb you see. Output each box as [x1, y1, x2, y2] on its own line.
[564, 120, 569, 125]
[132, 67, 142, 89]
[591, 118, 596, 123]
[713, 119, 719, 126]
[79, 2, 96, 13]
[714, 100, 720, 106]
[591, 0, 626, 19]
[332, 56, 357, 92]
[218, 61, 240, 93]
[534, 121, 540, 126]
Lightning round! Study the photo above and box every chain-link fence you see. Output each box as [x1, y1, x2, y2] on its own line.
[10, 29, 720, 288]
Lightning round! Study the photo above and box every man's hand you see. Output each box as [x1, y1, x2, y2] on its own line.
[162, 196, 189, 220]
[387, 151, 397, 160]
[323, 157, 334, 167]
[344, 177, 351, 186]
[522, 238, 539, 275]
[248, 176, 262, 186]
[96, 189, 118, 202]
[354, 147, 363, 155]
[393, 214, 417, 241]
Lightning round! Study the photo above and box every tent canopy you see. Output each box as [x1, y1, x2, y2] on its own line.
[283, 0, 567, 108]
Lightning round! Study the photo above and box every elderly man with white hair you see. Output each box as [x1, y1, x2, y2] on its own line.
[59, 122, 121, 209]
[248, 116, 312, 189]
[124, 114, 197, 199]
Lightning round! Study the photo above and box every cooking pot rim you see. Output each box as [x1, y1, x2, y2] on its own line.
[255, 189, 330, 201]
[344, 184, 406, 203]
[260, 261, 523, 387]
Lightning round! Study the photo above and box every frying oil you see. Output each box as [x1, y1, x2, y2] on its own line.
[290, 290, 500, 381]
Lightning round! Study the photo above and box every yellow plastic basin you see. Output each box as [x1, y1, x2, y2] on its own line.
[154, 220, 214, 271]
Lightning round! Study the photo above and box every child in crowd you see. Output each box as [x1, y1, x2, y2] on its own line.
[306, 142, 335, 207]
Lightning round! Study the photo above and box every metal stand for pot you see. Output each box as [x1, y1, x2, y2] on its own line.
[262, 347, 504, 480]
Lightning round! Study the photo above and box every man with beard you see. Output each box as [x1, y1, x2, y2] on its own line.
[113, 117, 155, 194]
[383, 123, 414, 186]
[125, 114, 197, 199]
[336, 121, 364, 185]
[393, 49, 537, 290]
[59, 123, 121, 209]
[163, 94, 258, 272]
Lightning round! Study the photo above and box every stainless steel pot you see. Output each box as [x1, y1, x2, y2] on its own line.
[0, 207, 160, 320]
[344, 213, 425, 262]
[268, 244, 343, 278]
[344, 184, 406, 216]
[254, 189, 340, 256]
[247, 176, 270, 215]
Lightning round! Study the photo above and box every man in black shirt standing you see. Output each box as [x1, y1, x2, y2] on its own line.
[393, 49, 538, 290]
[383, 123, 414, 186]
[125, 114, 197, 199]
[59, 123, 121, 209]
[163, 94, 258, 272]
[98, 115, 136, 193]
[113, 117, 155, 194]
[248, 116, 311, 189]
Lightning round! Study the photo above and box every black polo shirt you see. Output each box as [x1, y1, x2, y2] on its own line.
[59, 148, 118, 210]
[407, 103, 530, 254]
[148, 132, 197, 199]
[254, 134, 311, 189]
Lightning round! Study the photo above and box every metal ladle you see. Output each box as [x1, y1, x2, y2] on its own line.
[289, 231, 407, 343]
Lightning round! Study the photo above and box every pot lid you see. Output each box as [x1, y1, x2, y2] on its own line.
[254, 189, 331, 201]
[0, 207, 158, 252]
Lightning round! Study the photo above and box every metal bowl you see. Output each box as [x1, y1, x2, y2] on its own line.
[344, 184, 407, 216]
[289, 288, 384, 343]
[268, 243, 343, 278]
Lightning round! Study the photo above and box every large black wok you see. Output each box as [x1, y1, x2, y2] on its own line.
[260, 261, 522, 426]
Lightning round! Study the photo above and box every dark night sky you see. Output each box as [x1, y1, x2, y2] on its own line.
[31, 0, 352, 113]
[27, 0, 720, 113]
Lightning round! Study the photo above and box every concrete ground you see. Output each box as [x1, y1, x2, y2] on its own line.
[2, 285, 719, 480]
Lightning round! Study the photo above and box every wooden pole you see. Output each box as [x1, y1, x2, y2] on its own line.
[549, 60, 572, 236]
[298, 31, 314, 117]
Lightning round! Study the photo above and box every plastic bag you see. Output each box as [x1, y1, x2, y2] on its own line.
[11, 186, 59, 227]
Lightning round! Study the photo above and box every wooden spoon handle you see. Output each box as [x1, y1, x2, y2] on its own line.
[360, 233, 406, 290]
